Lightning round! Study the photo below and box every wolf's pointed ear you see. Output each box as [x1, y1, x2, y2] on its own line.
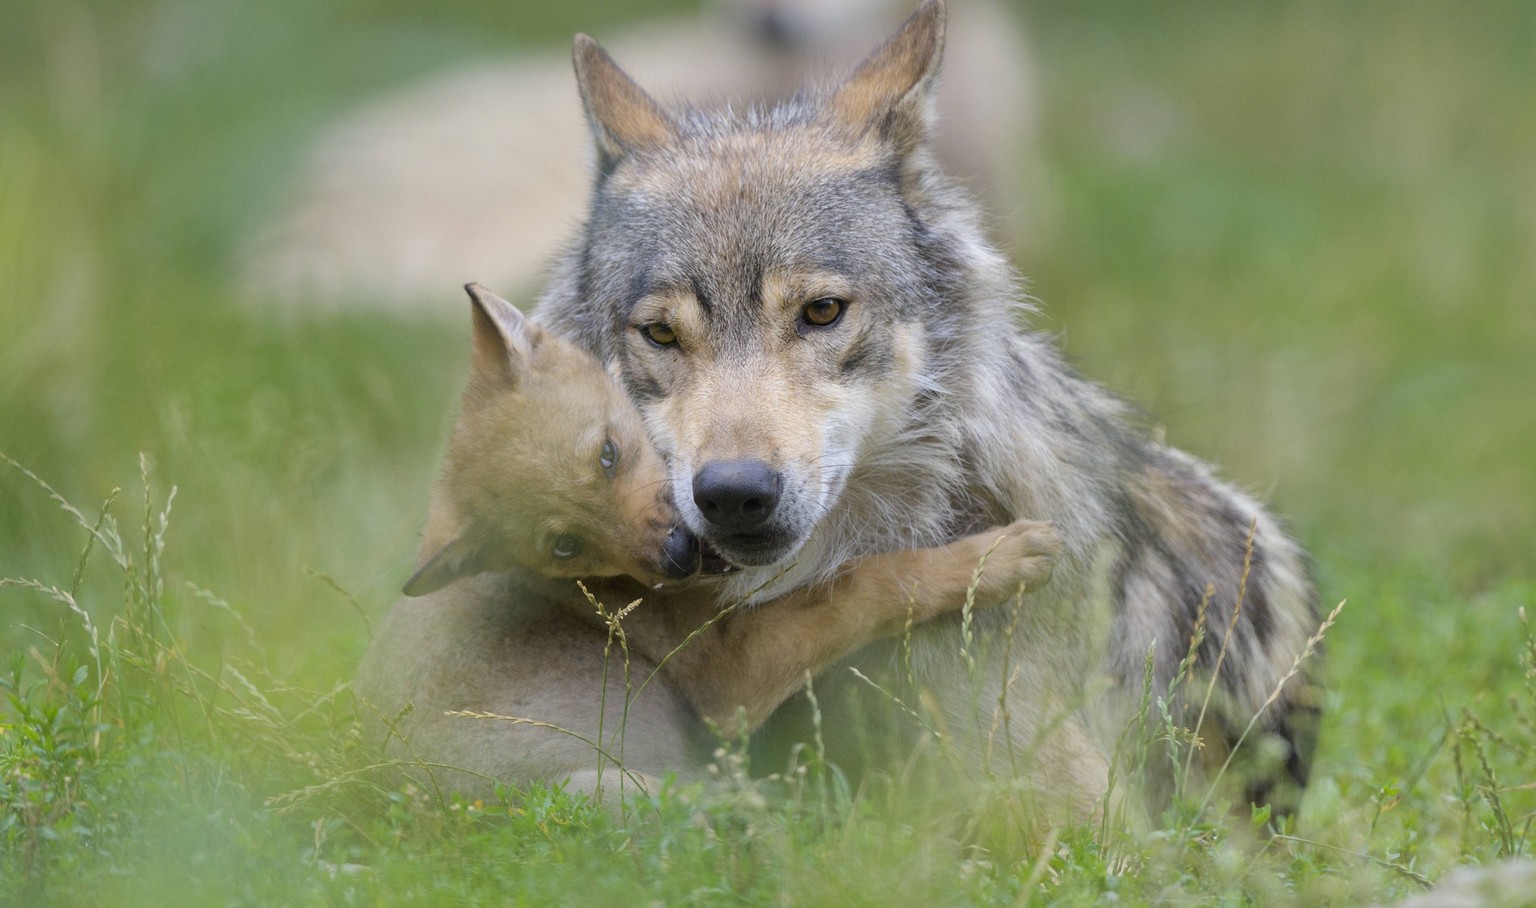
[465, 282, 543, 386]
[404, 511, 488, 597]
[826, 0, 945, 153]
[572, 34, 676, 171]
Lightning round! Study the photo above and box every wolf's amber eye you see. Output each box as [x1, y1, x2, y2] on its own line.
[551, 534, 583, 560]
[801, 298, 845, 328]
[642, 323, 677, 346]
[599, 439, 618, 476]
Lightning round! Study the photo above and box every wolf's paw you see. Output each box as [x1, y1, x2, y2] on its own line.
[971, 519, 1062, 598]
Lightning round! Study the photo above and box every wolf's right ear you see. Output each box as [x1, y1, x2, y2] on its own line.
[465, 282, 542, 386]
[572, 34, 676, 171]
[826, 0, 946, 155]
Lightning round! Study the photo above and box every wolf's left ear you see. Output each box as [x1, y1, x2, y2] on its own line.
[572, 34, 677, 172]
[826, 0, 946, 155]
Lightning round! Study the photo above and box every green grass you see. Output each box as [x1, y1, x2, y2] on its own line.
[3, 0, 1534, 904]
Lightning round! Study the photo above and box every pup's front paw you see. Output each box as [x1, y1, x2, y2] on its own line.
[972, 519, 1062, 597]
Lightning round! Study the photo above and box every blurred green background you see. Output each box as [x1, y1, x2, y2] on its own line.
[2, 0, 1533, 852]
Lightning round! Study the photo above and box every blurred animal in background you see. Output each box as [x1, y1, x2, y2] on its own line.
[240, 0, 1039, 310]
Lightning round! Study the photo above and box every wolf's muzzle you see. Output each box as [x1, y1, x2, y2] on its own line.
[692, 460, 782, 534]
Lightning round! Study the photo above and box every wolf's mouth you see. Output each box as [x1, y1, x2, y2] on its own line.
[699, 539, 739, 575]
[705, 531, 800, 568]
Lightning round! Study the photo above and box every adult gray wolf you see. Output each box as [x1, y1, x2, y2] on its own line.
[532, 0, 1322, 822]
[356, 283, 1061, 800]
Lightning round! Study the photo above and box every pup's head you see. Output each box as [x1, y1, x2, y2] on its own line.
[403, 284, 700, 596]
[565, 1, 947, 567]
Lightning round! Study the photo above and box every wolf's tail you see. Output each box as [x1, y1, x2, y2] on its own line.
[1109, 451, 1324, 818]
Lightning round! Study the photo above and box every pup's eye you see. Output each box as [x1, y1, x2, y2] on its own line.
[801, 298, 845, 328]
[641, 323, 678, 346]
[599, 439, 618, 476]
[551, 534, 583, 561]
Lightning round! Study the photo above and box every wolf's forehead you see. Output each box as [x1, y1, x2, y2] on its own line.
[628, 119, 883, 181]
[613, 127, 895, 223]
[612, 154, 904, 285]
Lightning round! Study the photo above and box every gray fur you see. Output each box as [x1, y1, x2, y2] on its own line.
[535, 0, 1320, 814]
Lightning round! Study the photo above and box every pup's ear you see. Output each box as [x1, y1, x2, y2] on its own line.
[403, 503, 488, 597]
[572, 34, 676, 171]
[402, 534, 486, 596]
[826, 0, 945, 154]
[465, 282, 542, 386]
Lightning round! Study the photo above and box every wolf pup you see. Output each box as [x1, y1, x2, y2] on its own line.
[356, 283, 1061, 799]
[532, 0, 1322, 820]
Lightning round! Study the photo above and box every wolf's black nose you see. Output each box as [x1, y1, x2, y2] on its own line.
[661, 524, 701, 579]
[693, 460, 781, 533]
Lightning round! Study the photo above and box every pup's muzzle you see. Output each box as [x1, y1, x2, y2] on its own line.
[660, 524, 702, 579]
